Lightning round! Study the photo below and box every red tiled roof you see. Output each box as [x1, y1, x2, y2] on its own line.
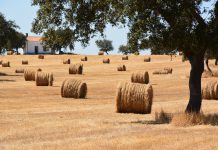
[26, 36, 42, 42]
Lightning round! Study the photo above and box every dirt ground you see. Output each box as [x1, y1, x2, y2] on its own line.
[0, 55, 218, 150]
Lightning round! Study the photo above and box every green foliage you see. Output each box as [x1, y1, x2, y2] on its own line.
[0, 12, 23, 54]
[151, 49, 177, 55]
[119, 44, 139, 55]
[95, 39, 114, 54]
[42, 28, 75, 52]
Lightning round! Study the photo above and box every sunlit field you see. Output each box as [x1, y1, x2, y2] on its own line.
[1, 55, 218, 150]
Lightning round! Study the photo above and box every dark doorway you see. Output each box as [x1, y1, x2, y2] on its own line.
[35, 46, 38, 54]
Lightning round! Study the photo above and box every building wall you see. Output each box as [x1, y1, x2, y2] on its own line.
[25, 41, 52, 54]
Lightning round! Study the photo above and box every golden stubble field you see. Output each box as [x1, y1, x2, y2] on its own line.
[0, 55, 218, 150]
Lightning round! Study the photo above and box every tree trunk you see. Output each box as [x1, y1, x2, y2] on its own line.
[215, 57, 218, 66]
[205, 58, 212, 73]
[185, 53, 204, 113]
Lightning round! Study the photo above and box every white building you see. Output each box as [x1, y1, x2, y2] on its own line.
[24, 36, 52, 54]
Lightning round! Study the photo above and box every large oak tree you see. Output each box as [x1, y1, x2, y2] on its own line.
[32, 0, 218, 113]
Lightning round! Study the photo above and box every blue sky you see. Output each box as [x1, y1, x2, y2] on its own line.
[0, 0, 215, 55]
[0, 0, 132, 55]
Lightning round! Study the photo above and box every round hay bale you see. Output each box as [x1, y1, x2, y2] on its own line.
[117, 65, 126, 71]
[144, 57, 151, 62]
[61, 79, 87, 98]
[22, 60, 28, 65]
[38, 55, 44, 59]
[202, 80, 218, 100]
[2, 61, 10, 67]
[37, 68, 42, 72]
[24, 69, 36, 81]
[131, 71, 149, 84]
[81, 56, 88, 61]
[0, 60, 2, 65]
[103, 58, 110, 64]
[63, 59, 71, 64]
[164, 67, 173, 74]
[69, 64, 83, 74]
[98, 51, 104, 55]
[35, 72, 53, 86]
[122, 56, 128, 60]
[15, 69, 24, 73]
[116, 82, 153, 114]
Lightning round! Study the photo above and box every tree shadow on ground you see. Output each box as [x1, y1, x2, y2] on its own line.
[0, 79, 16, 82]
[0, 72, 22, 77]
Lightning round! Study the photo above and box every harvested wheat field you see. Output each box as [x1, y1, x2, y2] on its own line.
[1, 55, 218, 150]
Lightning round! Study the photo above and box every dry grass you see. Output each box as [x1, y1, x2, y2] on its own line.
[1, 55, 218, 149]
[155, 109, 173, 124]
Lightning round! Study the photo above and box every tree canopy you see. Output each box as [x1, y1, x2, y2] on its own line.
[32, 0, 218, 113]
[0, 12, 25, 54]
[95, 39, 114, 54]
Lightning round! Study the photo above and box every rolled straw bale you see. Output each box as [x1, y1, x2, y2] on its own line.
[38, 55, 44, 59]
[144, 57, 151, 62]
[7, 51, 14, 55]
[98, 51, 104, 55]
[61, 79, 87, 98]
[15, 69, 24, 73]
[81, 56, 88, 61]
[153, 70, 169, 75]
[117, 65, 126, 71]
[0, 60, 2, 65]
[35, 72, 53, 86]
[63, 59, 71, 64]
[2, 61, 10, 67]
[103, 58, 110, 64]
[37, 68, 42, 72]
[202, 80, 218, 100]
[131, 71, 149, 84]
[24, 69, 36, 81]
[164, 67, 173, 74]
[22, 60, 28, 65]
[69, 64, 83, 74]
[116, 82, 153, 114]
[122, 56, 128, 60]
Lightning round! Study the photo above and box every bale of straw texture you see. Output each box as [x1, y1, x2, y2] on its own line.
[117, 65, 126, 71]
[61, 79, 87, 98]
[7, 51, 14, 55]
[164, 67, 173, 74]
[153, 70, 169, 75]
[37, 68, 42, 72]
[81, 56, 88, 61]
[2, 61, 10, 67]
[35, 72, 54, 86]
[144, 57, 151, 62]
[0, 60, 2, 65]
[69, 64, 83, 74]
[22, 60, 28, 65]
[24, 69, 36, 81]
[202, 80, 218, 100]
[103, 58, 110, 64]
[98, 51, 104, 55]
[63, 59, 71, 64]
[131, 71, 149, 84]
[116, 82, 153, 114]
[15, 69, 24, 73]
[38, 55, 44, 59]
[122, 56, 128, 60]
